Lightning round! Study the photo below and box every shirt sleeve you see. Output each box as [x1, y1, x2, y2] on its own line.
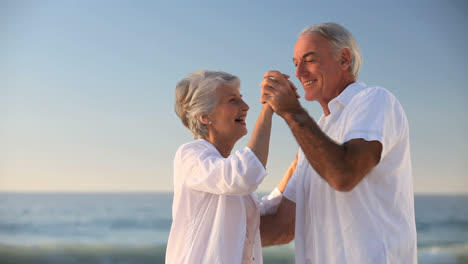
[180, 145, 267, 195]
[258, 188, 283, 216]
[283, 170, 297, 203]
[343, 87, 406, 158]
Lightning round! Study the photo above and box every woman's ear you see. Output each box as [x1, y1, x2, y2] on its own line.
[197, 114, 211, 125]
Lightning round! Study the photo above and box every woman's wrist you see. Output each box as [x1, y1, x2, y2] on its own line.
[262, 103, 274, 117]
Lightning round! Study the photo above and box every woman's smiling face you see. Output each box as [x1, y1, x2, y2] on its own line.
[207, 84, 249, 144]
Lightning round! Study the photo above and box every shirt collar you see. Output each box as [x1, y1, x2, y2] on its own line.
[328, 82, 367, 114]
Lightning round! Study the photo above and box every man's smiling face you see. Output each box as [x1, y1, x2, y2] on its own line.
[293, 33, 346, 105]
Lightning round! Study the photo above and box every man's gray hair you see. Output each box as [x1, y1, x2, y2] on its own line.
[300, 22, 362, 78]
[174, 69, 240, 139]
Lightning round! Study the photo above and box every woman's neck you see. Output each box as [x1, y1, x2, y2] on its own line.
[204, 135, 235, 158]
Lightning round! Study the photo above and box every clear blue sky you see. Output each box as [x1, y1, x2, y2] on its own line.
[1, 0, 467, 193]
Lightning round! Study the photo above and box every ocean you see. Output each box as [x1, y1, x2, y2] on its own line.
[0, 193, 467, 264]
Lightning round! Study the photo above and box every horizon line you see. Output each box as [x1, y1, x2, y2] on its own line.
[0, 190, 467, 196]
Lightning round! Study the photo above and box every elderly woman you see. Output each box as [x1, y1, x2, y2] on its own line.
[166, 70, 296, 263]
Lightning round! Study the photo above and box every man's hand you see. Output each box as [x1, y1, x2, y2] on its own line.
[260, 71, 301, 117]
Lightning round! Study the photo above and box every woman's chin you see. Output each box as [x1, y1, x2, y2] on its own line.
[241, 128, 248, 138]
[233, 129, 248, 142]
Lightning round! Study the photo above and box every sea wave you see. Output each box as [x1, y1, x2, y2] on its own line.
[416, 219, 468, 232]
[2, 242, 468, 264]
[0, 218, 172, 239]
[0, 243, 296, 264]
[0, 243, 167, 264]
[418, 242, 468, 264]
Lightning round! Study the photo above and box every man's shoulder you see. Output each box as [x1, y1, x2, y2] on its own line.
[346, 84, 401, 112]
[346, 84, 409, 129]
[355, 85, 396, 102]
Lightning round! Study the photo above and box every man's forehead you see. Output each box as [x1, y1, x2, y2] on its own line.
[293, 51, 317, 62]
[294, 33, 329, 59]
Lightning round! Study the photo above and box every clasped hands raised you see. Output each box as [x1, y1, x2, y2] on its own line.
[260, 70, 301, 117]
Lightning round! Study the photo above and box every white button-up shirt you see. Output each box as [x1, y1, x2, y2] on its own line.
[284, 82, 417, 263]
[166, 139, 282, 264]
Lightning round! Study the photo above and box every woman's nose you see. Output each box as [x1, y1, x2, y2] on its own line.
[241, 99, 249, 111]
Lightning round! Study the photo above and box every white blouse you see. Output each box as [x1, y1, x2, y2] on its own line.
[165, 139, 282, 264]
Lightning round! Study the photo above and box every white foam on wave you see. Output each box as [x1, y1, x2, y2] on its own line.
[418, 242, 468, 264]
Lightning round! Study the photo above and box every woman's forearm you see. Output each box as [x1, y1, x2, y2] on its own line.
[247, 104, 273, 167]
[276, 157, 298, 193]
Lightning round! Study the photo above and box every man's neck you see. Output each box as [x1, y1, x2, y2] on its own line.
[320, 77, 355, 116]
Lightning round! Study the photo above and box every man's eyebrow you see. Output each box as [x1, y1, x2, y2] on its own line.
[292, 51, 317, 63]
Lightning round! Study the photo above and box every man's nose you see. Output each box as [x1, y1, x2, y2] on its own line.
[296, 62, 307, 78]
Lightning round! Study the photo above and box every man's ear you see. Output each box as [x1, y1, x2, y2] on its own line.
[339, 48, 352, 71]
[197, 114, 211, 125]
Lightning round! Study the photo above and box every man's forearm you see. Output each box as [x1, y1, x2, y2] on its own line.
[260, 198, 296, 246]
[260, 214, 295, 246]
[281, 107, 350, 190]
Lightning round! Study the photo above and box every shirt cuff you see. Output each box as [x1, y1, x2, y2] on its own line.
[259, 187, 283, 216]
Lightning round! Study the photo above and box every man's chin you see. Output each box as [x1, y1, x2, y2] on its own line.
[304, 94, 317, 101]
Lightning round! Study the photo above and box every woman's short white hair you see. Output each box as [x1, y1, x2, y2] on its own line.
[300, 22, 362, 78]
[174, 69, 240, 139]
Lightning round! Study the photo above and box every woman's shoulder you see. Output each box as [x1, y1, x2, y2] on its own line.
[176, 139, 217, 159]
[178, 139, 210, 152]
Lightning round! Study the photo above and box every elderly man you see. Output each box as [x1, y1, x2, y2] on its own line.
[260, 22, 417, 263]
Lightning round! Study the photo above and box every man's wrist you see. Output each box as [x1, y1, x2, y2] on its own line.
[282, 106, 309, 126]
